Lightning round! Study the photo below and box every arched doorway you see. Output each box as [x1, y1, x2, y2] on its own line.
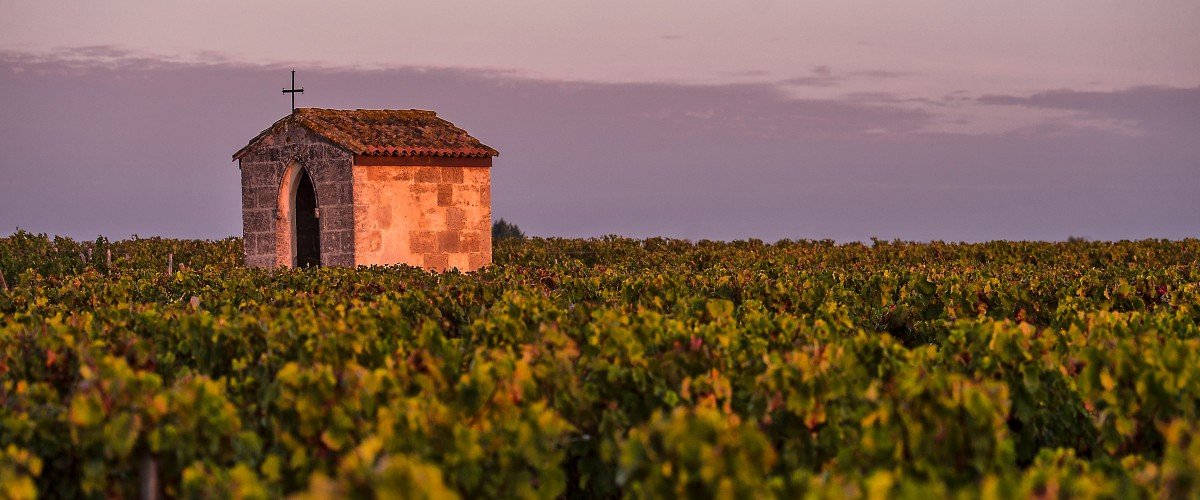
[293, 169, 321, 267]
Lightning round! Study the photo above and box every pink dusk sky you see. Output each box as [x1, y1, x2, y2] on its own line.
[1, 1, 1197, 241]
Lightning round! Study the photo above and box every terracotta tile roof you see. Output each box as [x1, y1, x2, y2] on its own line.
[233, 108, 498, 160]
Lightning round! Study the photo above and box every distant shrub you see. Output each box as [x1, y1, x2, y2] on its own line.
[493, 219, 526, 240]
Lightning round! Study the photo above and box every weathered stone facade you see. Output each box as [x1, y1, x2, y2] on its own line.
[234, 109, 496, 272]
[238, 122, 356, 267]
[353, 156, 491, 271]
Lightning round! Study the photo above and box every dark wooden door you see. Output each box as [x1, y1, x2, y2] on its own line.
[294, 169, 321, 267]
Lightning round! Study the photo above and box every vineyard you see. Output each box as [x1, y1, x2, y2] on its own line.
[1, 230, 1199, 498]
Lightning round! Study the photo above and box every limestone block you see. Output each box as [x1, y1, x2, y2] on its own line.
[353, 206, 376, 231]
[447, 185, 474, 207]
[255, 188, 276, 209]
[354, 184, 379, 206]
[408, 182, 436, 194]
[261, 233, 281, 255]
[364, 168, 389, 182]
[326, 252, 354, 267]
[468, 252, 489, 270]
[423, 253, 449, 271]
[422, 207, 448, 231]
[321, 206, 354, 233]
[409, 231, 436, 254]
[321, 230, 339, 255]
[340, 231, 356, 256]
[446, 207, 467, 230]
[361, 230, 382, 252]
[448, 253, 470, 271]
[376, 206, 396, 230]
[244, 209, 274, 234]
[241, 187, 255, 210]
[468, 207, 490, 232]
[441, 167, 464, 184]
[460, 231, 483, 253]
[462, 167, 489, 185]
[244, 233, 263, 255]
[389, 169, 415, 182]
[252, 169, 277, 188]
[242, 232, 260, 255]
[316, 182, 341, 206]
[437, 231, 461, 253]
[437, 184, 454, 207]
[246, 254, 274, 268]
[338, 183, 356, 206]
[415, 167, 440, 183]
[409, 184, 438, 211]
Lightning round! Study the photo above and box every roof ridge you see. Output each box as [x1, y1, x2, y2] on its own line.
[295, 107, 436, 115]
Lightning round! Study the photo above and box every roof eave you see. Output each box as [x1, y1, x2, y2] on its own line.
[358, 145, 499, 158]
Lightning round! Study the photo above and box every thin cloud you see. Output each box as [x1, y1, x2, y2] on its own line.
[780, 65, 840, 87]
[779, 76, 841, 87]
[978, 86, 1200, 134]
[843, 92, 942, 106]
[848, 70, 908, 79]
[779, 66, 910, 88]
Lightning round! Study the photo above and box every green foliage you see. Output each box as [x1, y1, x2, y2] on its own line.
[1, 232, 1199, 497]
[492, 218, 526, 241]
[0, 446, 41, 500]
[619, 407, 776, 499]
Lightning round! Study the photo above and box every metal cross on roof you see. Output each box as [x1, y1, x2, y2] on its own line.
[282, 70, 304, 113]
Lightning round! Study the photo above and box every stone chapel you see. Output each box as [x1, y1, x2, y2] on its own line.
[233, 108, 497, 271]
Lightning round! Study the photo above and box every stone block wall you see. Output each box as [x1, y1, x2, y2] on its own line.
[352, 158, 492, 271]
[237, 122, 356, 267]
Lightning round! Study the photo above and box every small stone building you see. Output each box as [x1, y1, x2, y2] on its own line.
[232, 108, 497, 271]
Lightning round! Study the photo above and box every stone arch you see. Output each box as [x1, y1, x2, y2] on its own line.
[277, 161, 322, 267]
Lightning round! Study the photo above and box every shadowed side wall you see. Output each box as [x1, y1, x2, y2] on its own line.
[238, 122, 356, 267]
[352, 156, 491, 271]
